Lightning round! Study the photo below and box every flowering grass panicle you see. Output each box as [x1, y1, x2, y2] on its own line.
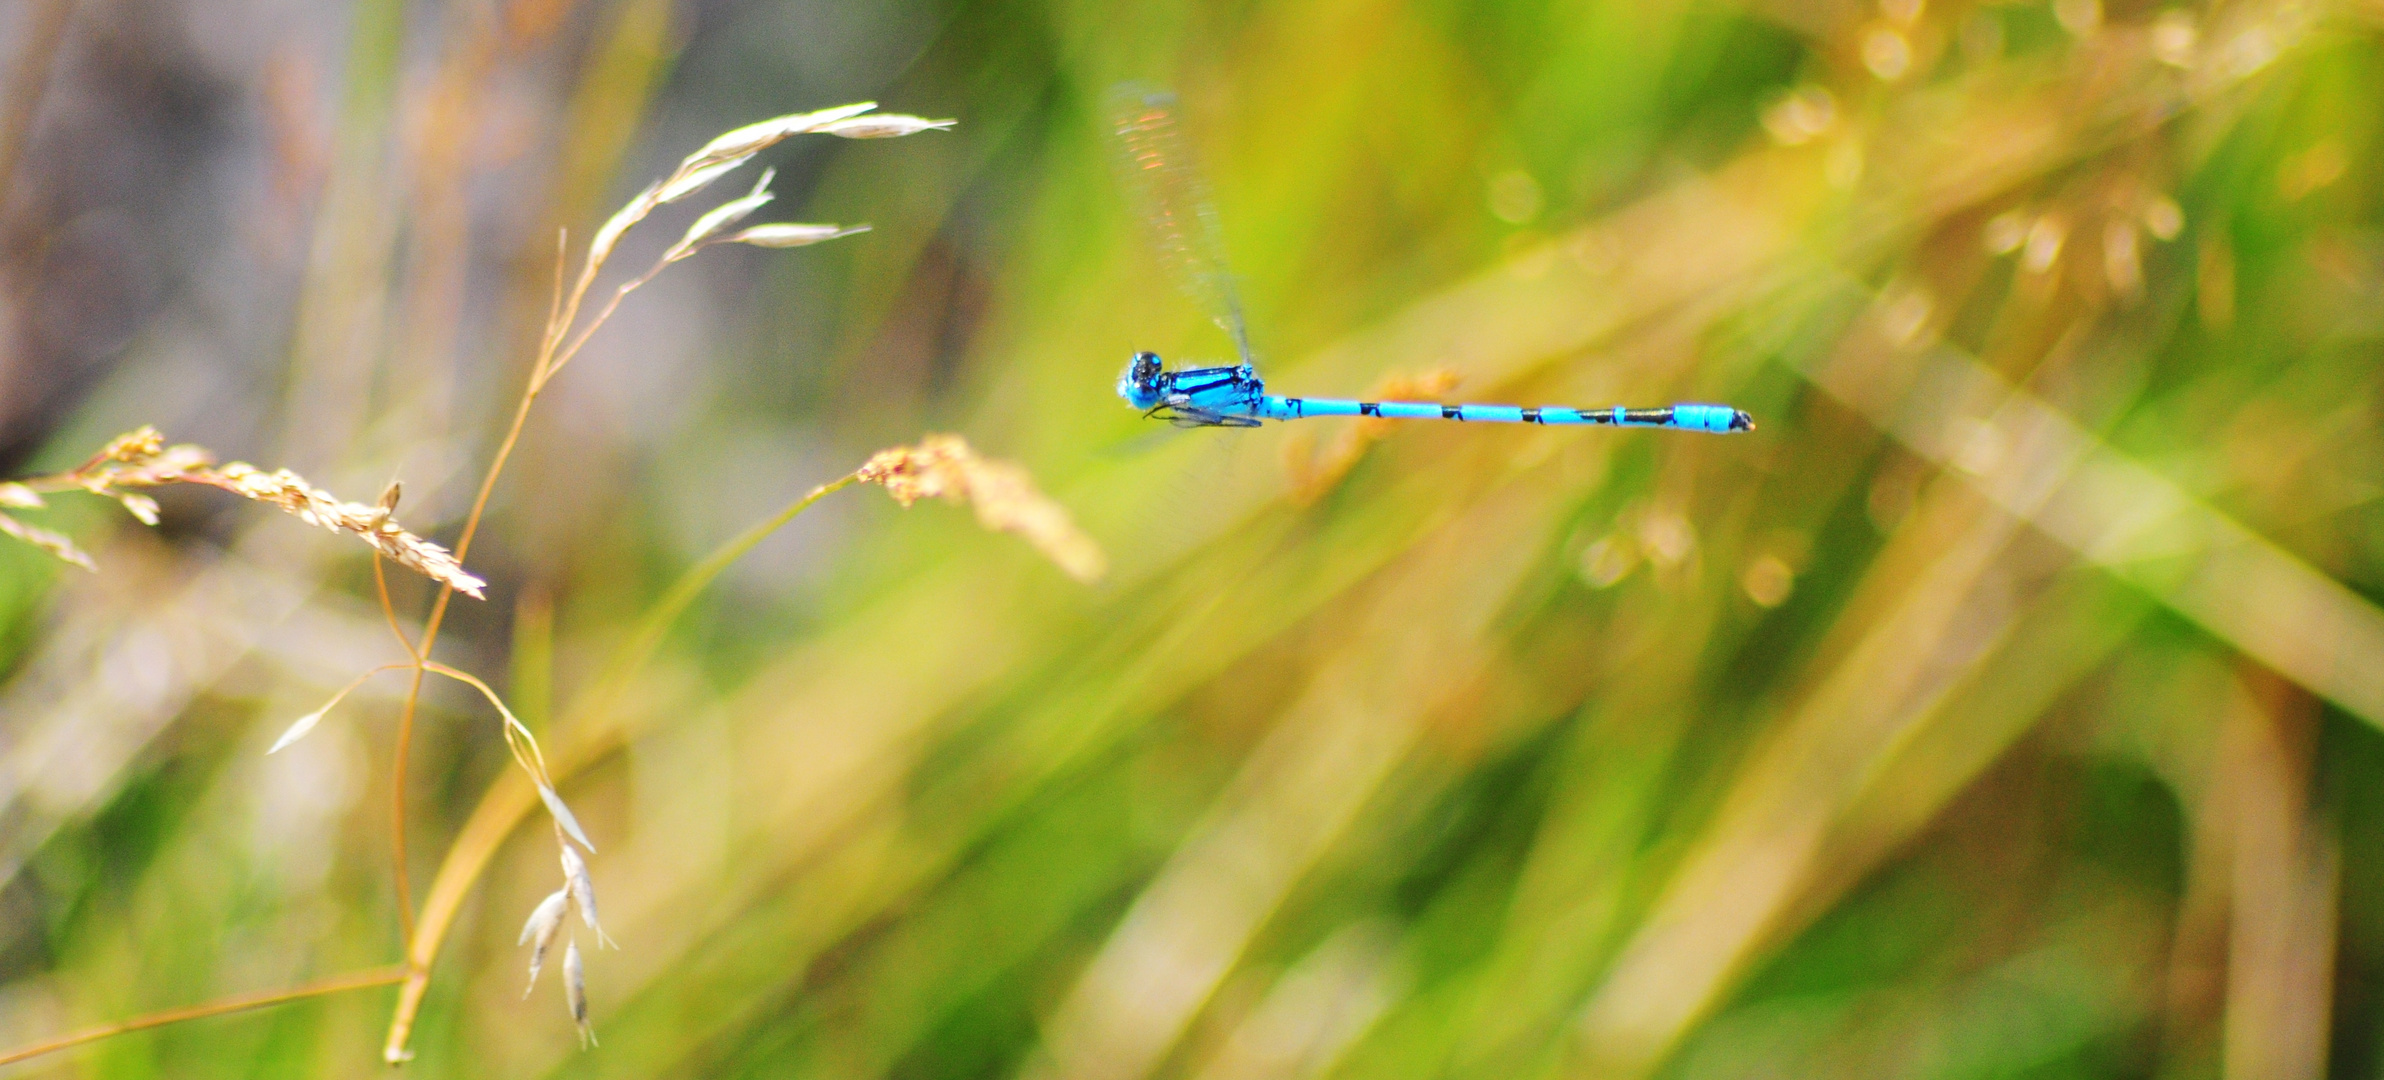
[857, 435, 1107, 582]
[563, 940, 592, 1048]
[518, 889, 569, 996]
[558, 842, 612, 948]
[187, 467, 485, 598]
[0, 490, 95, 569]
[550, 104, 953, 389]
[0, 425, 485, 596]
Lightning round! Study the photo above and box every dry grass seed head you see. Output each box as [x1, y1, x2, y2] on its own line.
[0, 512, 93, 570]
[519, 888, 569, 995]
[0, 426, 486, 595]
[723, 223, 870, 248]
[858, 435, 1107, 582]
[85, 425, 165, 467]
[268, 703, 336, 755]
[194, 463, 486, 598]
[0, 424, 483, 588]
[584, 103, 950, 285]
[564, 939, 594, 1047]
[0, 105, 969, 1069]
[813, 114, 958, 139]
[548, 104, 948, 394]
[559, 843, 612, 948]
[683, 102, 881, 172]
[668, 169, 777, 259]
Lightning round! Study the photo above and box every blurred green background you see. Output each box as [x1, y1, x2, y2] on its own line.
[0, 0, 2381, 1076]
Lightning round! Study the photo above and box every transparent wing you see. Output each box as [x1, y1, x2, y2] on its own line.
[1106, 83, 1255, 369]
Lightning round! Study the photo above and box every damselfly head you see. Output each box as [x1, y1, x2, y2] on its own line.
[1118, 351, 1167, 409]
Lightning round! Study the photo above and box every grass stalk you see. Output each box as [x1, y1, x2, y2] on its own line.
[0, 967, 409, 1068]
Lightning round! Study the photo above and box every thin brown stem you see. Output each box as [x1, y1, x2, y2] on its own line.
[373, 556, 418, 660]
[371, 553, 421, 949]
[0, 966, 408, 1068]
[542, 228, 569, 361]
[422, 660, 551, 779]
[390, 666, 424, 948]
[537, 257, 667, 390]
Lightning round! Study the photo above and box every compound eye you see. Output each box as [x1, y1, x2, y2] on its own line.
[1131, 351, 1162, 381]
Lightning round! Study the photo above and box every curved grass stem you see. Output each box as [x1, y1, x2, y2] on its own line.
[0, 966, 409, 1068]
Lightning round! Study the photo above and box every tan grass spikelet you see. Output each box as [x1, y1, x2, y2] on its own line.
[813, 114, 958, 139]
[269, 704, 336, 756]
[563, 939, 594, 1048]
[0, 511, 93, 570]
[857, 435, 1107, 582]
[682, 102, 881, 176]
[538, 104, 949, 398]
[518, 889, 569, 996]
[0, 426, 483, 595]
[559, 843, 613, 948]
[186, 463, 486, 598]
[668, 169, 778, 258]
[412, 659, 597, 852]
[721, 223, 871, 249]
[267, 663, 411, 755]
[655, 156, 753, 205]
[579, 102, 950, 289]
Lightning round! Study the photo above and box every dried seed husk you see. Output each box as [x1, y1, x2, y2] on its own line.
[655, 154, 753, 205]
[520, 888, 569, 995]
[857, 435, 1107, 582]
[684, 102, 879, 165]
[725, 223, 870, 249]
[538, 781, 596, 853]
[585, 182, 659, 273]
[564, 939, 595, 1047]
[0, 513, 93, 570]
[670, 170, 777, 260]
[560, 842, 613, 947]
[817, 114, 956, 139]
[267, 706, 333, 754]
[116, 492, 159, 525]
